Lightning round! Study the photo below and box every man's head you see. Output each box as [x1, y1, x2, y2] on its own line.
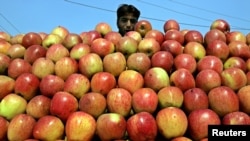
[117, 4, 140, 36]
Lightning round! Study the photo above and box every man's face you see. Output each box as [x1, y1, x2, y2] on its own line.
[117, 14, 138, 36]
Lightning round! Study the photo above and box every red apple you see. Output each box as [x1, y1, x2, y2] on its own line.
[0, 116, 8, 141]
[7, 44, 26, 59]
[183, 88, 209, 114]
[24, 44, 47, 64]
[96, 113, 127, 141]
[197, 55, 224, 73]
[144, 29, 165, 45]
[65, 111, 96, 141]
[156, 107, 188, 139]
[246, 32, 250, 45]
[70, 43, 90, 60]
[228, 40, 250, 59]
[42, 33, 63, 48]
[50, 91, 78, 122]
[127, 111, 158, 141]
[0, 39, 11, 54]
[174, 53, 197, 74]
[0, 31, 11, 42]
[106, 88, 132, 117]
[33, 115, 64, 141]
[84, 30, 102, 45]
[126, 52, 151, 75]
[163, 19, 180, 32]
[46, 43, 69, 62]
[90, 38, 115, 58]
[104, 31, 122, 45]
[125, 30, 142, 43]
[237, 85, 250, 114]
[26, 95, 51, 119]
[103, 52, 126, 77]
[205, 39, 229, 61]
[79, 31, 92, 46]
[62, 32, 82, 49]
[164, 29, 185, 45]
[0, 53, 11, 74]
[157, 86, 183, 108]
[51, 25, 69, 40]
[183, 41, 206, 61]
[204, 29, 226, 46]
[184, 30, 203, 44]
[31, 57, 55, 79]
[222, 111, 250, 125]
[208, 86, 239, 117]
[8, 58, 32, 79]
[134, 20, 152, 37]
[223, 56, 247, 72]
[161, 39, 183, 57]
[115, 36, 138, 58]
[118, 70, 144, 94]
[188, 108, 221, 141]
[226, 31, 246, 44]
[138, 37, 161, 57]
[210, 19, 230, 33]
[79, 92, 107, 118]
[14, 72, 40, 100]
[0, 75, 15, 100]
[95, 22, 112, 37]
[22, 32, 42, 48]
[64, 73, 90, 99]
[151, 51, 174, 73]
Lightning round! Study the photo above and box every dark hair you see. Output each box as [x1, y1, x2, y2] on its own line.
[117, 4, 140, 20]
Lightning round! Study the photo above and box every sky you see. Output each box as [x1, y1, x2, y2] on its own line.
[0, 0, 249, 37]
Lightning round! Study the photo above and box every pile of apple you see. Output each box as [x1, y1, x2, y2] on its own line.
[0, 18, 250, 141]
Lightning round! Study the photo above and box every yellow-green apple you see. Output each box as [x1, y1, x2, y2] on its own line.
[204, 29, 226, 46]
[7, 114, 36, 141]
[208, 86, 239, 117]
[104, 31, 122, 45]
[90, 72, 116, 96]
[134, 20, 152, 37]
[170, 68, 195, 92]
[184, 30, 203, 44]
[183, 87, 209, 114]
[103, 52, 126, 77]
[8, 58, 32, 79]
[158, 86, 183, 108]
[228, 40, 250, 59]
[126, 52, 151, 75]
[223, 56, 247, 72]
[26, 95, 51, 119]
[144, 29, 165, 45]
[24, 44, 47, 64]
[210, 19, 230, 34]
[151, 51, 174, 73]
[132, 88, 158, 114]
[125, 30, 142, 43]
[0, 75, 15, 100]
[31, 57, 55, 79]
[205, 39, 229, 61]
[62, 32, 82, 50]
[0, 39, 11, 54]
[70, 43, 90, 60]
[39, 74, 65, 97]
[171, 136, 192, 141]
[127, 111, 158, 141]
[163, 19, 180, 32]
[7, 44, 26, 59]
[33, 115, 64, 141]
[95, 22, 112, 37]
[14, 72, 40, 100]
[21, 32, 42, 48]
[222, 111, 250, 125]
[51, 25, 69, 40]
[226, 31, 246, 44]
[65, 111, 96, 141]
[246, 32, 250, 45]
[78, 53, 103, 78]
[90, 38, 115, 58]
[64, 73, 90, 99]
[0, 116, 8, 140]
[96, 113, 127, 141]
[237, 85, 250, 114]
[118, 70, 144, 94]
[183, 41, 206, 61]
[0, 31, 11, 41]
[195, 69, 221, 93]
[46, 43, 69, 62]
[10, 33, 24, 45]
[220, 67, 247, 91]
[187, 108, 221, 141]
[0, 93, 27, 120]
[161, 40, 183, 57]
[50, 91, 78, 122]
[156, 107, 188, 140]
[42, 33, 63, 48]
[174, 53, 197, 74]
[138, 37, 161, 57]
[164, 29, 185, 45]
[106, 88, 132, 117]
[0, 53, 11, 74]
[197, 55, 223, 73]
[144, 67, 170, 92]
[115, 36, 138, 58]
[79, 92, 107, 118]
[54, 56, 78, 80]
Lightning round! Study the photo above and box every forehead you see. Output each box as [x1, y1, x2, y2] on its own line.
[119, 13, 138, 20]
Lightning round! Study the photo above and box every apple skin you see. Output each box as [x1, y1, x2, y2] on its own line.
[106, 88, 132, 117]
[7, 114, 36, 141]
[163, 19, 180, 32]
[158, 86, 183, 108]
[0, 31, 11, 42]
[14, 72, 40, 100]
[125, 30, 142, 43]
[144, 67, 170, 92]
[126, 52, 151, 75]
[79, 92, 107, 118]
[24, 44, 47, 64]
[46, 43, 69, 62]
[51, 25, 69, 40]
[151, 51, 174, 73]
[174, 53, 197, 74]
[187, 108, 221, 141]
[90, 72, 116, 96]
[33, 115, 64, 141]
[7, 44, 26, 59]
[164, 29, 185, 45]
[64, 73, 90, 99]
[206, 39, 229, 62]
[8, 58, 32, 79]
[184, 30, 203, 44]
[228, 40, 250, 59]
[26, 95, 51, 119]
[96, 113, 127, 141]
[226, 31, 246, 44]
[81, 30, 102, 45]
[0, 75, 15, 100]
[70, 43, 90, 60]
[134, 20, 153, 37]
[210, 19, 230, 33]
[197, 55, 224, 73]
[65, 111, 96, 141]
[138, 37, 161, 57]
[50, 91, 78, 122]
[183, 88, 209, 114]
[10, 34, 24, 45]
[0, 93, 27, 120]
[246, 32, 250, 45]
[95, 22, 112, 37]
[204, 29, 226, 46]
[0, 53, 11, 74]
[104, 31, 122, 45]
[171, 136, 192, 141]
[0, 116, 9, 141]
[223, 56, 247, 72]
[103, 52, 126, 77]
[62, 32, 82, 50]
[31, 57, 55, 79]
[90, 38, 115, 58]
[222, 111, 250, 125]
[127, 111, 158, 141]
[208, 86, 239, 117]
[237, 85, 250, 114]
[115, 36, 138, 58]
[0, 39, 11, 54]
[156, 107, 188, 140]
[144, 29, 165, 45]
[42, 33, 63, 48]
[183, 41, 206, 61]
[22, 32, 42, 48]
